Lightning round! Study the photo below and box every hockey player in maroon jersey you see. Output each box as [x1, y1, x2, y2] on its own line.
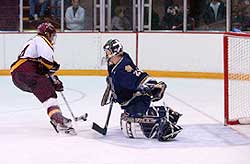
[10, 22, 76, 135]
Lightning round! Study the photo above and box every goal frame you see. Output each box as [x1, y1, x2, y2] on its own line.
[224, 32, 250, 125]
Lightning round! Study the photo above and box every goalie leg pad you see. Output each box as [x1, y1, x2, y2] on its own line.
[157, 118, 182, 141]
[120, 112, 160, 139]
[167, 107, 183, 125]
[120, 117, 145, 139]
[149, 106, 183, 124]
[120, 111, 183, 141]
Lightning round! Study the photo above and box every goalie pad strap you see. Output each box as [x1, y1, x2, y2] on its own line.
[120, 113, 161, 139]
[121, 113, 160, 124]
[121, 119, 145, 139]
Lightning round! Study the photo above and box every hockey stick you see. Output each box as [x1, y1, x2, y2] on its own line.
[92, 97, 114, 135]
[60, 91, 88, 122]
[48, 74, 88, 122]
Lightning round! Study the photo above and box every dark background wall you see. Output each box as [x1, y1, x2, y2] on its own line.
[0, 0, 19, 31]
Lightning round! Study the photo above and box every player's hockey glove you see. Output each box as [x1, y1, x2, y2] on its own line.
[50, 75, 64, 92]
[37, 62, 49, 75]
[49, 61, 60, 74]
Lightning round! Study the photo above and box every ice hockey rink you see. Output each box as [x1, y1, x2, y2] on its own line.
[0, 75, 250, 164]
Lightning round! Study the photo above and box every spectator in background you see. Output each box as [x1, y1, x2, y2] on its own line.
[164, 0, 174, 12]
[29, 0, 49, 20]
[232, 0, 250, 31]
[232, 9, 248, 31]
[111, 6, 131, 30]
[50, 0, 71, 19]
[203, 0, 225, 26]
[65, 0, 85, 30]
[162, 4, 182, 30]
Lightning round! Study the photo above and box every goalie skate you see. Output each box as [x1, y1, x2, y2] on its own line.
[163, 124, 182, 140]
[157, 118, 182, 141]
[50, 117, 77, 135]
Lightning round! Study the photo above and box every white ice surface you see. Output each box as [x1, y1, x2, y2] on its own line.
[0, 76, 250, 164]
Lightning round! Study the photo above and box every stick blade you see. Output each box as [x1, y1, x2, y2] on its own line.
[75, 113, 88, 121]
[92, 122, 107, 135]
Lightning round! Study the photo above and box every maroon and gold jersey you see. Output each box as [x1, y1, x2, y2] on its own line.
[10, 34, 56, 73]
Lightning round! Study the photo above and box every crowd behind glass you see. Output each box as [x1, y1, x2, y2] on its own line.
[3, 0, 250, 32]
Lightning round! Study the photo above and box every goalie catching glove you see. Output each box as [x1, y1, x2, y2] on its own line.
[137, 79, 167, 102]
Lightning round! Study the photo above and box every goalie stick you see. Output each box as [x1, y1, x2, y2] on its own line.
[92, 96, 114, 135]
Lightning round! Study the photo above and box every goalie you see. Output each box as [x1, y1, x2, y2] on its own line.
[102, 39, 182, 141]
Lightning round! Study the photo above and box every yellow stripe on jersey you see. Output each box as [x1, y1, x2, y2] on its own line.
[39, 58, 54, 70]
[38, 35, 54, 51]
[10, 59, 28, 73]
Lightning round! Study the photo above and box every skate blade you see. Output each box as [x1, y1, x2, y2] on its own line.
[64, 127, 77, 135]
[163, 128, 182, 140]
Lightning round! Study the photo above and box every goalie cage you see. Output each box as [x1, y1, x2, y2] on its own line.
[224, 32, 250, 125]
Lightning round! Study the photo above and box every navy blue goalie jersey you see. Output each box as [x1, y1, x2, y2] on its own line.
[107, 52, 149, 105]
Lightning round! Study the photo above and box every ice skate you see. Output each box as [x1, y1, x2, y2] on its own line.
[159, 123, 182, 141]
[169, 124, 182, 139]
[50, 116, 77, 135]
[157, 118, 182, 141]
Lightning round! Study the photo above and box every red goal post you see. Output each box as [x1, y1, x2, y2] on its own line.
[224, 32, 250, 125]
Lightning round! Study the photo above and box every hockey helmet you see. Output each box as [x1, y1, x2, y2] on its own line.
[37, 22, 57, 44]
[103, 39, 123, 57]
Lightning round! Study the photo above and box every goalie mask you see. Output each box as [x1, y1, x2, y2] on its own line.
[37, 22, 57, 45]
[103, 39, 123, 59]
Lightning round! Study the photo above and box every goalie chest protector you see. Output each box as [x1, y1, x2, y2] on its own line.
[107, 52, 148, 104]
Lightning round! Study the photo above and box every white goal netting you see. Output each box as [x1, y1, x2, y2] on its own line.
[225, 34, 250, 124]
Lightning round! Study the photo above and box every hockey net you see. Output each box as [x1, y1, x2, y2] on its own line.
[224, 33, 250, 125]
